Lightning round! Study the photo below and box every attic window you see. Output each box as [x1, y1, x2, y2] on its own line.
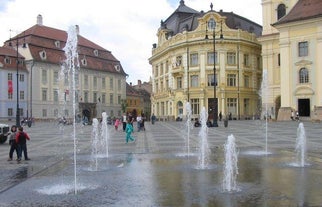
[54, 40, 60, 48]
[81, 58, 87, 66]
[4, 57, 11, 64]
[114, 64, 120, 72]
[39, 50, 47, 60]
[93, 49, 99, 56]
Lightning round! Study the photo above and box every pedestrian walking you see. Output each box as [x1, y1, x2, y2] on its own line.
[7, 125, 18, 161]
[114, 118, 120, 131]
[125, 119, 135, 143]
[136, 114, 142, 132]
[15, 126, 30, 161]
[122, 113, 127, 132]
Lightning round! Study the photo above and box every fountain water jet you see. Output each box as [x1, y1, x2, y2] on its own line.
[222, 134, 239, 192]
[197, 107, 210, 169]
[101, 112, 109, 158]
[62, 25, 80, 194]
[185, 102, 192, 156]
[91, 118, 99, 171]
[295, 122, 307, 167]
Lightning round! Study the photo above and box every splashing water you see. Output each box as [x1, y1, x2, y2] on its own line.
[101, 112, 109, 158]
[260, 69, 269, 154]
[197, 107, 210, 169]
[62, 25, 80, 194]
[222, 134, 239, 192]
[91, 118, 99, 171]
[295, 123, 307, 167]
[185, 102, 192, 156]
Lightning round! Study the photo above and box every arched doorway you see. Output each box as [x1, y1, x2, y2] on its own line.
[177, 101, 183, 118]
[82, 109, 90, 124]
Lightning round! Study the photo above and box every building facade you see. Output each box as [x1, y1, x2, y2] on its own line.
[2, 15, 127, 122]
[149, 1, 262, 121]
[259, 0, 322, 121]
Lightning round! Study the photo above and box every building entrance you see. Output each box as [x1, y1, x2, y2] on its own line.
[298, 99, 310, 117]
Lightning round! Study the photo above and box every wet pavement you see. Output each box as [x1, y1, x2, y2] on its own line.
[0, 119, 322, 206]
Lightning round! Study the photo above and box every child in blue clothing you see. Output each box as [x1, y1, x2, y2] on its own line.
[125, 119, 135, 143]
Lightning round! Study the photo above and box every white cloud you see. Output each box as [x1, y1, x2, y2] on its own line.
[0, 0, 262, 84]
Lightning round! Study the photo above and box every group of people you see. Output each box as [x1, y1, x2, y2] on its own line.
[291, 110, 300, 121]
[8, 125, 30, 162]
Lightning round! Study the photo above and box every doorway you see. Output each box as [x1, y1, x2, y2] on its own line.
[298, 99, 310, 117]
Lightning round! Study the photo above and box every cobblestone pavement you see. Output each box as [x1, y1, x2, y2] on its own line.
[0, 119, 322, 193]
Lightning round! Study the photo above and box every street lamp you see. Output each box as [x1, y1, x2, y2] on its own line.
[205, 5, 223, 127]
[9, 35, 26, 127]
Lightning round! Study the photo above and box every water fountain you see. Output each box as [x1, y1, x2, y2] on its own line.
[197, 107, 210, 169]
[101, 112, 109, 158]
[91, 118, 100, 171]
[222, 134, 239, 192]
[294, 122, 307, 167]
[185, 102, 192, 156]
[62, 25, 80, 194]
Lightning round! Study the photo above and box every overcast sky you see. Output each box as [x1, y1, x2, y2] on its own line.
[0, 0, 262, 84]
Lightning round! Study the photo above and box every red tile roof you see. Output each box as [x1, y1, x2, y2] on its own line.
[0, 46, 27, 71]
[3, 24, 126, 75]
[274, 0, 322, 25]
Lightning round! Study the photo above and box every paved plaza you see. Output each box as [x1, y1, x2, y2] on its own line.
[0, 119, 322, 206]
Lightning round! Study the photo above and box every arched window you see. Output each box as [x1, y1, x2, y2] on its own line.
[299, 68, 309, 83]
[277, 4, 286, 20]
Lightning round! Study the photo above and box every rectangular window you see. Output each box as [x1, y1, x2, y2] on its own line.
[53, 71, 59, 85]
[277, 54, 280, 66]
[19, 91, 24, 100]
[93, 77, 97, 89]
[118, 95, 121, 105]
[191, 98, 199, 115]
[227, 52, 236, 65]
[8, 92, 13, 99]
[190, 53, 198, 66]
[93, 92, 97, 103]
[84, 91, 88, 102]
[84, 75, 88, 87]
[42, 88, 47, 101]
[244, 75, 250, 88]
[102, 78, 106, 89]
[118, 79, 121, 91]
[110, 93, 113, 104]
[54, 90, 59, 102]
[102, 93, 106, 104]
[19, 74, 24, 82]
[19, 108, 23, 117]
[8, 108, 13, 116]
[207, 52, 218, 65]
[42, 109, 47, 117]
[110, 78, 113, 90]
[299, 41, 308, 57]
[42, 70, 47, 84]
[207, 74, 217, 86]
[8, 73, 13, 80]
[191, 75, 199, 87]
[227, 74, 236, 86]
[244, 98, 250, 115]
[64, 73, 68, 86]
[244, 54, 250, 67]
[177, 77, 182, 89]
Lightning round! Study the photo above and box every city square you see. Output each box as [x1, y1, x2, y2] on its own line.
[0, 119, 321, 206]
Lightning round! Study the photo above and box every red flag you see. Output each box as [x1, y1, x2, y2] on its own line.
[8, 80, 13, 94]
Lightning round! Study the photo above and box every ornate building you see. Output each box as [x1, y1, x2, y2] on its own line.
[2, 15, 127, 121]
[259, 0, 322, 120]
[149, 1, 262, 122]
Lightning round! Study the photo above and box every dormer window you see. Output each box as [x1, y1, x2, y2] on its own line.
[93, 49, 98, 56]
[114, 64, 120, 72]
[4, 57, 11, 64]
[277, 4, 286, 20]
[54, 40, 60, 48]
[81, 58, 87, 66]
[39, 50, 47, 60]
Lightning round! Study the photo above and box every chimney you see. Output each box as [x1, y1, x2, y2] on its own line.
[75, 25, 80, 35]
[37, 14, 43, 26]
[138, 80, 142, 87]
[130, 82, 132, 86]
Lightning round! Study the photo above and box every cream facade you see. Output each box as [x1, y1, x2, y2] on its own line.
[259, 0, 322, 120]
[149, 2, 262, 121]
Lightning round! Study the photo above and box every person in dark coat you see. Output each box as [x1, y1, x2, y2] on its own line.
[15, 126, 30, 161]
[7, 125, 18, 161]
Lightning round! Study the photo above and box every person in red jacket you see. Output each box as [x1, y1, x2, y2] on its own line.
[15, 126, 30, 162]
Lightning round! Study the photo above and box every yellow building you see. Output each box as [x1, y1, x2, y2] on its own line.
[259, 0, 322, 120]
[149, 1, 262, 122]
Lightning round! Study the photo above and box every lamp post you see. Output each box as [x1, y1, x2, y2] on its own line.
[205, 13, 223, 127]
[9, 34, 26, 127]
